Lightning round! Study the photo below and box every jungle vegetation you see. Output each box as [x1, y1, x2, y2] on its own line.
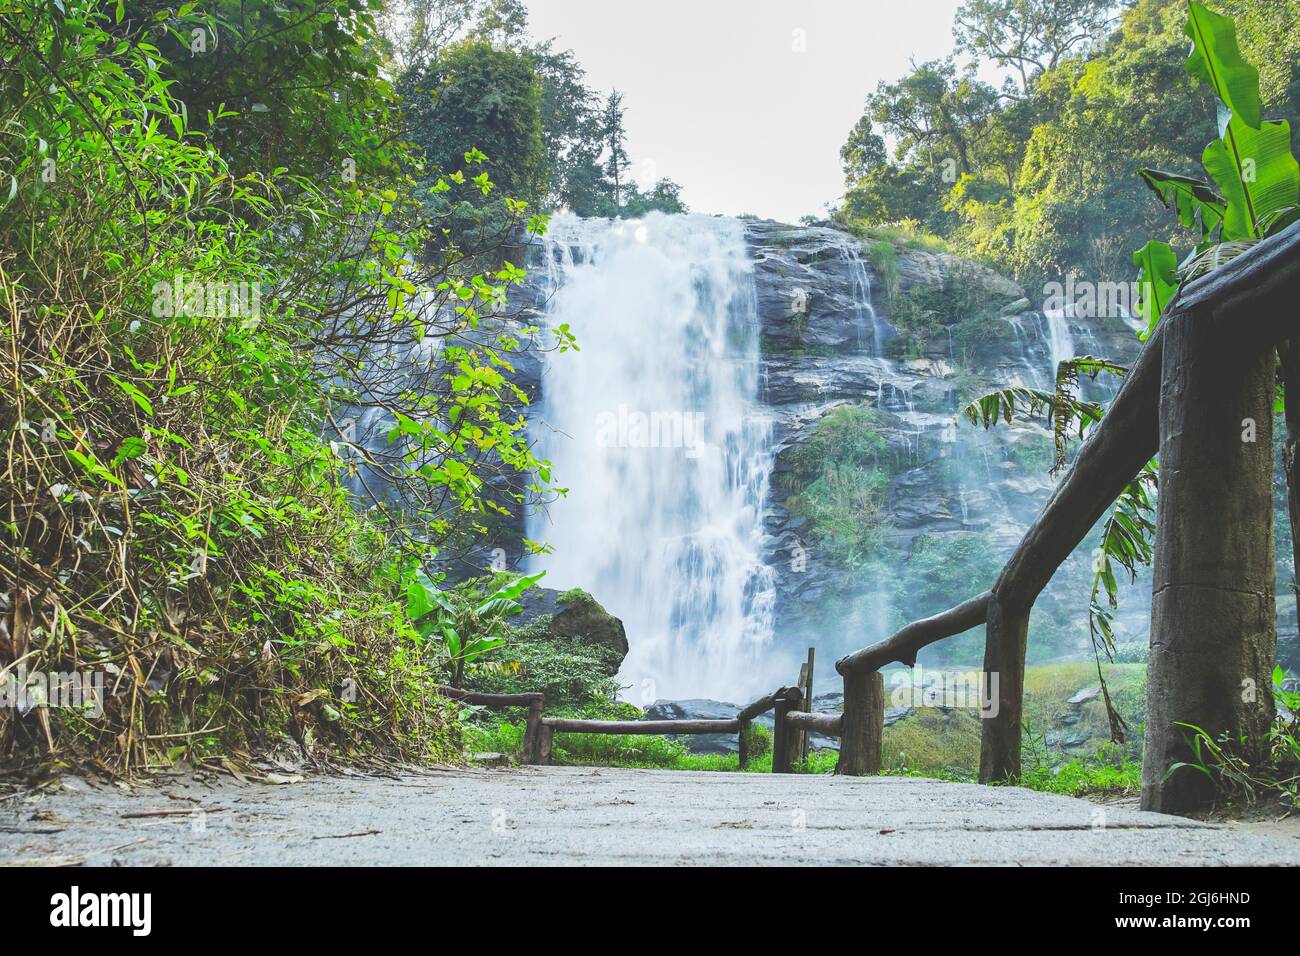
[0, 0, 664, 774]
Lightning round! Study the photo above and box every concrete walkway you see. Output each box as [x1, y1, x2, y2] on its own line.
[3, 766, 1297, 866]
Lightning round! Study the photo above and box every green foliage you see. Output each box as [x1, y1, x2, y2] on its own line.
[1171, 668, 1300, 807]
[400, 40, 548, 204]
[1088, 463, 1158, 664]
[888, 259, 1002, 356]
[406, 569, 544, 686]
[1013, 748, 1143, 796]
[557, 587, 597, 609]
[953, 0, 1115, 95]
[1131, 1, 1300, 332]
[741, 722, 772, 759]
[396, 19, 685, 220]
[0, 1, 557, 772]
[836, 0, 1300, 286]
[881, 707, 984, 778]
[782, 404, 893, 565]
[864, 239, 899, 299]
[963, 356, 1122, 469]
[1131, 239, 1181, 335]
[1185, 0, 1263, 128]
[462, 612, 623, 713]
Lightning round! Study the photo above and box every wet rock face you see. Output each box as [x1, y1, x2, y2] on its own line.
[743, 217, 1143, 665]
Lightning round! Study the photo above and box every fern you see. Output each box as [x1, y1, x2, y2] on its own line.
[963, 355, 1123, 471]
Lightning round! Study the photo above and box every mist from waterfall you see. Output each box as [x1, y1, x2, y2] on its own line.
[527, 213, 779, 702]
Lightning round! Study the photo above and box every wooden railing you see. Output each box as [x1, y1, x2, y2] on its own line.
[441, 648, 878, 773]
[835, 219, 1300, 809]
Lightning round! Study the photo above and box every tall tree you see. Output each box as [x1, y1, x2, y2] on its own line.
[840, 116, 889, 184]
[866, 59, 1002, 177]
[602, 91, 631, 211]
[953, 0, 1118, 95]
[399, 40, 548, 203]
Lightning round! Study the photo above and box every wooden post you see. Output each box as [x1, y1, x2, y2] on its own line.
[537, 723, 554, 766]
[771, 688, 801, 773]
[835, 669, 883, 775]
[802, 647, 815, 762]
[978, 594, 1030, 783]
[1142, 308, 1276, 813]
[521, 696, 543, 764]
[738, 719, 750, 769]
[796, 661, 809, 763]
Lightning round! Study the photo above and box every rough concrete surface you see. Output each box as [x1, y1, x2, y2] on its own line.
[2, 766, 1297, 866]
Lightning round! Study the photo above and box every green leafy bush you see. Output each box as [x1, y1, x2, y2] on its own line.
[463, 614, 623, 714]
[0, 2, 556, 772]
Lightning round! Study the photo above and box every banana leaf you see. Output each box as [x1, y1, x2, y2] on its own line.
[1132, 240, 1179, 337]
[1185, 0, 1261, 129]
[1138, 169, 1225, 239]
[1203, 114, 1300, 240]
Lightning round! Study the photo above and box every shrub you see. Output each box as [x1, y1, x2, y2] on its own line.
[782, 404, 894, 566]
[463, 614, 623, 714]
[0, 3, 553, 773]
[742, 722, 772, 758]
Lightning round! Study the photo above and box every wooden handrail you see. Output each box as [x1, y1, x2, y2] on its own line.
[542, 718, 741, 734]
[826, 220, 1300, 784]
[435, 686, 543, 706]
[736, 690, 779, 721]
[836, 591, 991, 676]
[784, 711, 842, 736]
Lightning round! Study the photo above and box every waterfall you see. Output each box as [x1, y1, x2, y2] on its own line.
[528, 213, 777, 702]
[838, 237, 882, 353]
[1043, 308, 1076, 380]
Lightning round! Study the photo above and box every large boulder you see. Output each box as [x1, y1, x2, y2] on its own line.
[514, 586, 629, 669]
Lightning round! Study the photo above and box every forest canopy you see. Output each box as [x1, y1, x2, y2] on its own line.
[834, 0, 1300, 285]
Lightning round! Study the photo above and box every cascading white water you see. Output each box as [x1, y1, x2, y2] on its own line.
[839, 238, 882, 353]
[528, 213, 777, 702]
[1043, 308, 1076, 378]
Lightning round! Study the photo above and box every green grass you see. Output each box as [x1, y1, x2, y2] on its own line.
[465, 720, 838, 773]
[1011, 752, 1142, 797]
[842, 218, 952, 254]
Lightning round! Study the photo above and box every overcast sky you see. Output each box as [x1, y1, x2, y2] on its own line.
[523, 0, 972, 222]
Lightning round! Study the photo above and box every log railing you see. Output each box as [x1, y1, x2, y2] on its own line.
[440, 649, 876, 773]
[833, 219, 1300, 806]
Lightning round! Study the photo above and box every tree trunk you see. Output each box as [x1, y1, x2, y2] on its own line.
[1142, 309, 1276, 814]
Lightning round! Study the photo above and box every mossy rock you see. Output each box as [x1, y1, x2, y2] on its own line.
[512, 586, 629, 668]
[553, 588, 629, 660]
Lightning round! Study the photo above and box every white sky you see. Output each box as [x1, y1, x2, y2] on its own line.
[524, 0, 972, 222]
